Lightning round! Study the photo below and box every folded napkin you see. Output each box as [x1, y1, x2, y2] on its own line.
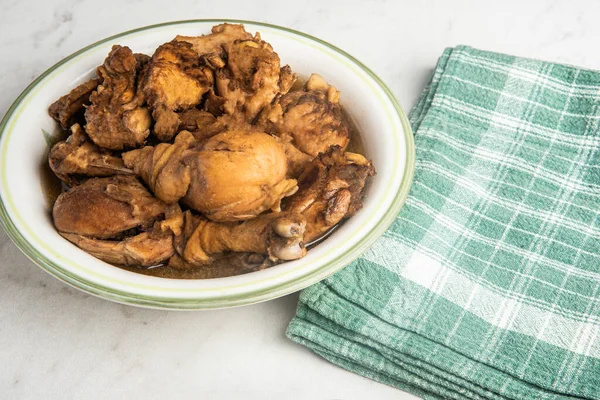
[287, 46, 600, 400]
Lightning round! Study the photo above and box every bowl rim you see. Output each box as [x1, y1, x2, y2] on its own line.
[0, 19, 415, 310]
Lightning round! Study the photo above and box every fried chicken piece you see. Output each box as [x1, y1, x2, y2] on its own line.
[61, 226, 174, 267]
[143, 41, 213, 141]
[171, 210, 306, 266]
[49, 78, 100, 129]
[283, 146, 375, 243]
[84, 45, 152, 150]
[52, 175, 168, 239]
[259, 73, 349, 159]
[175, 23, 252, 58]
[216, 35, 296, 120]
[48, 124, 132, 183]
[122, 130, 196, 204]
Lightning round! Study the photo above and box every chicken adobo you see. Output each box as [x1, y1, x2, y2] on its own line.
[45, 23, 375, 279]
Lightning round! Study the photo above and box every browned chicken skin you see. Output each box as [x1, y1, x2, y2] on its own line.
[277, 133, 314, 178]
[142, 41, 213, 141]
[85, 45, 152, 150]
[49, 124, 132, 183]
[53, 176, 182, 266]
[49, 78, 100, 129]
[122, 130, 196, 204]
[259, 74, 349, 161]
[191, 111, 259, 141]
[183, 129, 297, 221]
[62, 227, 175, 267]
[171, 210, 306, 267]
[52, 175, 168, 239]
[124, 129, 298, 222]
[283, 146, 375, 243]
[166, 108, 251, 142]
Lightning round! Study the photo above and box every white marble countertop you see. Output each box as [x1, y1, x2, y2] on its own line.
[1, 0, 599, 398]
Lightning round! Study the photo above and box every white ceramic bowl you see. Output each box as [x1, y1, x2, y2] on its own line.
[0, 20, 414, 309]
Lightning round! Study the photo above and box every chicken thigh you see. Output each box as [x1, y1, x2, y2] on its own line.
[142, 41, 213, 140]
[53, 175, 181, 266]
[259, 73, 350, 168]
[52, 175, 168, 238]
[215, 34, 296, 120]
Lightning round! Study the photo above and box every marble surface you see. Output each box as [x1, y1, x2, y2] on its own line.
[1, 0, 599, 398]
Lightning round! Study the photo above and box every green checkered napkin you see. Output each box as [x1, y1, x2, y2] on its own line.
[287, 46, 600, 399]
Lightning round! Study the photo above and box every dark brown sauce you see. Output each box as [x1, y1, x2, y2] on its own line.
[40, 127, 69, 209]
[42, 78, 367, 280]
[40, 158, 63, 209]
[122, 254, 264, 279]
[344, 108, 365, 154]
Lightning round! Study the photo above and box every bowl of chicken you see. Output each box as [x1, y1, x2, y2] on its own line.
[0, 20, 414, 309]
